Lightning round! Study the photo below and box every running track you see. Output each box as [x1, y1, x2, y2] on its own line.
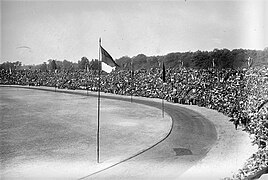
[83, 94, 217, 179]
[2, 86, 217, 179]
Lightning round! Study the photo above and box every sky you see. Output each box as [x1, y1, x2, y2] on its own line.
[1, 0, 267, 65]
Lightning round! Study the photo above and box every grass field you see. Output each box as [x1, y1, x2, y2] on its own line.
[0, 87, 171, 179]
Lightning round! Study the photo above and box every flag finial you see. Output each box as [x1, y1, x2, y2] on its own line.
[99, 38, 101, 44]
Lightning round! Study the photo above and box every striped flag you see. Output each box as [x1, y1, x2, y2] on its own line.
[100, 45, 119, 73]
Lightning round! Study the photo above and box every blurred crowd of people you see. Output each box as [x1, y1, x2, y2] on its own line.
[228, 67, 268, 180]
[1, 66, 267, 179]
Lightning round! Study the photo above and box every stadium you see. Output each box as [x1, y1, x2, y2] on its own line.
[1, 1, 268, 180]
[1, 61, 268, 179]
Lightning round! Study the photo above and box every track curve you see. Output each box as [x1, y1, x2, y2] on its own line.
[1, 86, 217, 179]
[85, 97, 217, 180]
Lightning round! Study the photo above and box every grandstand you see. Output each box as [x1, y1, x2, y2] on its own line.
[0, 65, 267, 179]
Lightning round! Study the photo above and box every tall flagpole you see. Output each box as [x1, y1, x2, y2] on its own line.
[97, 38, 101, 163]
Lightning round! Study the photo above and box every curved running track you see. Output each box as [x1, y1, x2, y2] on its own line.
[3, 86, 217, 179]
[84, 95, 217, 179]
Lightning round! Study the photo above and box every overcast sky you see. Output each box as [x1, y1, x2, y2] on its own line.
[1, 0, 267, 65]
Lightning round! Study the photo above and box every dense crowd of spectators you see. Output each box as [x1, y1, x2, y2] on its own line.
[1, 65, 267, 179]
[228, 67, 268, 180]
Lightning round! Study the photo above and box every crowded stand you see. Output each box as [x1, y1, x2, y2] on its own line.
[0, 65, 267, 179]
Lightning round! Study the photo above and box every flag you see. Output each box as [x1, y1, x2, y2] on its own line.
[247, 57, 253, 68]
[131, 60, 134, 78]
[162, 62, 166, 83]
[212, 59, 215, 68]
[86, 64, 89, 72]
[100, 45, 119, 73]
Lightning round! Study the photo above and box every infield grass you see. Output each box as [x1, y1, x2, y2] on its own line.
[0, 87, 171, 179]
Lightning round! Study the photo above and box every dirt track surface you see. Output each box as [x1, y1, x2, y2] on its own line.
[83, 98, 217, 180]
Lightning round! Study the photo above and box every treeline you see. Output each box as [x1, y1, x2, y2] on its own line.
[1, 48, 268, 72]
[116, 48, 268, 70]
[0, 57, 100, 72]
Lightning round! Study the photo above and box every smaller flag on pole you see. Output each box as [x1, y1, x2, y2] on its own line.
[86, 64, 89, 72]
[131, 60, 134, 78]
[100, 45, 119, 73]
[212, 58, 215, 68]
[247, 57, 253, 68]
[162, 62, 166, 83]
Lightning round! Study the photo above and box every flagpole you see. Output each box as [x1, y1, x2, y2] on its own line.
[131, 86, 133, 103]
[131, 60, 133, 103]
[97, 38, 101, 163]
[162, 85, 164, 118]
[162, 62, 165, 118]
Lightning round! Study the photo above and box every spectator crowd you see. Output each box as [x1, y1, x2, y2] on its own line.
[1, 65, 267, 179]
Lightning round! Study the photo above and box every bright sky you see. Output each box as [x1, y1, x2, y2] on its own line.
[1, 0, 267, 65]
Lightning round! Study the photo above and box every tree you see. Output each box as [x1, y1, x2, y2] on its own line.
[89, 59, 100, 70]
[147, 56, 159, 68]
[51, 60, 57, 70]
[165, 53, 182, 68]
[132, 54, 147, 70]
[181, 52, 194, 68]
[61, 60, 70, 71]
[219, 49, 233, 68]
[40, 62, 47, 72]
[14, 61, 22, 69]
[0, 61, 22, 71]
[78, 57, 89, 70]
[116, 56, 132, 70]
[231, 49, 247, 68]
[193, 51, 212, 69]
